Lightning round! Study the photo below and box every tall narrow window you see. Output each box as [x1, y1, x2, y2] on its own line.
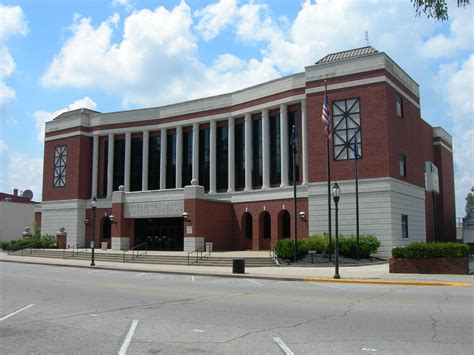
[396, 95, 404, 118]
[263, 212, 271, 239]
[234, 122, 245, 190]
[199, 128, 210, 191]
[216, 125, 228, 191]
[182, 130, 193, 186]
[333, 98, 362, 161]
[252, 118, 262, 188]
[402, 215, 408, 238]
[53, 145, 67, 187]
[166, 132, 176, 189]
[270, 113, 281, 185]
[400, 154, 407, 177]
[148, 135, 160, 190]
[130, 137, 143, 191]
[101, 140, 108, 197]
[113, 138, 125, 191]
[288, 111, 299, 184]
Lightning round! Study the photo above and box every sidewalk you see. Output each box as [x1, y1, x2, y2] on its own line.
[1, 251, 472, 287]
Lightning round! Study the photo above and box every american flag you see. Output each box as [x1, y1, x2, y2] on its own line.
[322, 89, 331, 140]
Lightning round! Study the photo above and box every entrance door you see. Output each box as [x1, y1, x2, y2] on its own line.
[134, 218, 184, 251]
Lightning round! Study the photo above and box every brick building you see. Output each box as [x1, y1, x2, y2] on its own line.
[39, 47, 455, 257]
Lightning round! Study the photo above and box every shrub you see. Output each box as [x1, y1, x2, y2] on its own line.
[392, 242, 469, 259]
[301, 234, 331, 254]
[3, 234, 57, 251]
[274, 239, 307, 260]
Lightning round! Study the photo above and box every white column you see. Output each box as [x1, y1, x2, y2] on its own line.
[228, 116, 235, 192]
[262, 108, 270, 189]
[106, 134, 114, 199]
[301, 99, 308, 185]
[244, 113, 253, 191]
[124, 132, 131, 192]
[280, 104, 289, 187]
[142, 130, 149, 191]
[209, 119, 217, 194]
[176, 126, 183, 188]
[160, 128, 167, 190]
[192, 123, 199, 182]
[91, 135, 99, 198]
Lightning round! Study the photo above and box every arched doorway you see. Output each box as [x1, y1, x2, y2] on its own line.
[261, 211, 271, 249]
[280, 210, 291, 239]
[242, 212, 253, 249]
[102, 217, 112, 248]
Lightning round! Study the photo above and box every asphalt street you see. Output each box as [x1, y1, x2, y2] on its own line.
[1, 262, 473, 354]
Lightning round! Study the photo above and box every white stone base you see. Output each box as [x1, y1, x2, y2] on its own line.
[184, 237, 204, 252]
[111, 237, 130, 250]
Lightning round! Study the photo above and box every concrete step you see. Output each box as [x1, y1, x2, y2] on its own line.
[10, 249, 277, 267]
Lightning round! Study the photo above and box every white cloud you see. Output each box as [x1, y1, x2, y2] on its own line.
[436, 54, 474, 216]
[0, 4, 28, 42]
[0, 140, 43, 200]
[194, 0, 237, 41]
[420, 7, 474, 59]
[34, 96, 97, 142]
[0, 4, 28, 110]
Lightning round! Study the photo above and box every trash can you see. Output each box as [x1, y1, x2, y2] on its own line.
[205, 242, 213, 253]
[232, 258, 245, 274]
[101, 242, 108, 250]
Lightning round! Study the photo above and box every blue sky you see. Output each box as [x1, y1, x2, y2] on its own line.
[0, 0, 472, 218]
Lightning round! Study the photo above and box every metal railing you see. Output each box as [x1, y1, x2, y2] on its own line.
[187, 245, 208, 266]
[270, 246, 280, 267]
[7, 241, 39, 256]
[63, 244, 80, 259]
[123, 243, 148, 263]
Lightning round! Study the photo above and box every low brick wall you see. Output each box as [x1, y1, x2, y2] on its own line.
[389, 257, 469, 274]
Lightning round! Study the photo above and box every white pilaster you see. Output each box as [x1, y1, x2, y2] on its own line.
[228, 116, 235, 192]
[142, 130, 149, 191]
[106, 133, 114, 199]
[280, 104, 289, 187]
[244, 113, 253, 191]
[192, 123, 199, 182]
[209, 119, 217, 194]
[160, 129, 167, 190]
[176, 126, 183, 188]
[91, 135, 99, 198]
[124, 132, 131, 192]
[301, 99, 308, 185]
[262, 108, 270, 189]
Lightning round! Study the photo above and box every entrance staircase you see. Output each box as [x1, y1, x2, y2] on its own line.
[9, 249, 277, 267]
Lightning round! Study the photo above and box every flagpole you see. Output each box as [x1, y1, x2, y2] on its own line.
[355, 128, 360, 261]
[323, 81, 332, 262]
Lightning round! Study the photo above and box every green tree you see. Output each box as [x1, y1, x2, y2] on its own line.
[411, 0, 470, 20]
[466, 187, 474, 213]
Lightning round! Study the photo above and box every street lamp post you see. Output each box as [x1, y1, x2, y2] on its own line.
[332, 183, 341, 279]
[90, 196, 97, 266]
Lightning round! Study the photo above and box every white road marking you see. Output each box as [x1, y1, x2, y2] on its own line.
[192, 329, 204, 333]
[273, 337, 294, 355]
[192, 276, 195, 281]
[0, 304, 35, 322]
[362, 348, 377, 352]
[136, 273, 146, 278]
[118, 319, 139, 355]
[246, 279, 263, 286]
[89, 314, 98, 317]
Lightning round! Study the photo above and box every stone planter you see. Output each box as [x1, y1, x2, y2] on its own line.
[389, 257, 469, 275]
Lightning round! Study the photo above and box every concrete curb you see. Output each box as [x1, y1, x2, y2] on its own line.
[2, 258, 472, 287]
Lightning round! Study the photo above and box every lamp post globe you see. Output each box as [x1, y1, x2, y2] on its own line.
[90, 196, 97, 266]
[332, 183, 341, 279]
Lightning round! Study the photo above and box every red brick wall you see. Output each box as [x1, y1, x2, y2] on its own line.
[84, 207, 112, 247]
[307, 82, 390, 183]
[433, 145, 456, 241]
[389, 257, 468, 274]
[43, 135, 92, 201]
[34, 212, 42, 228]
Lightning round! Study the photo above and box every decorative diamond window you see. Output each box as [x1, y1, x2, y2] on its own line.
[332, 98, 362, 160]
[53, 145, 67, 187]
